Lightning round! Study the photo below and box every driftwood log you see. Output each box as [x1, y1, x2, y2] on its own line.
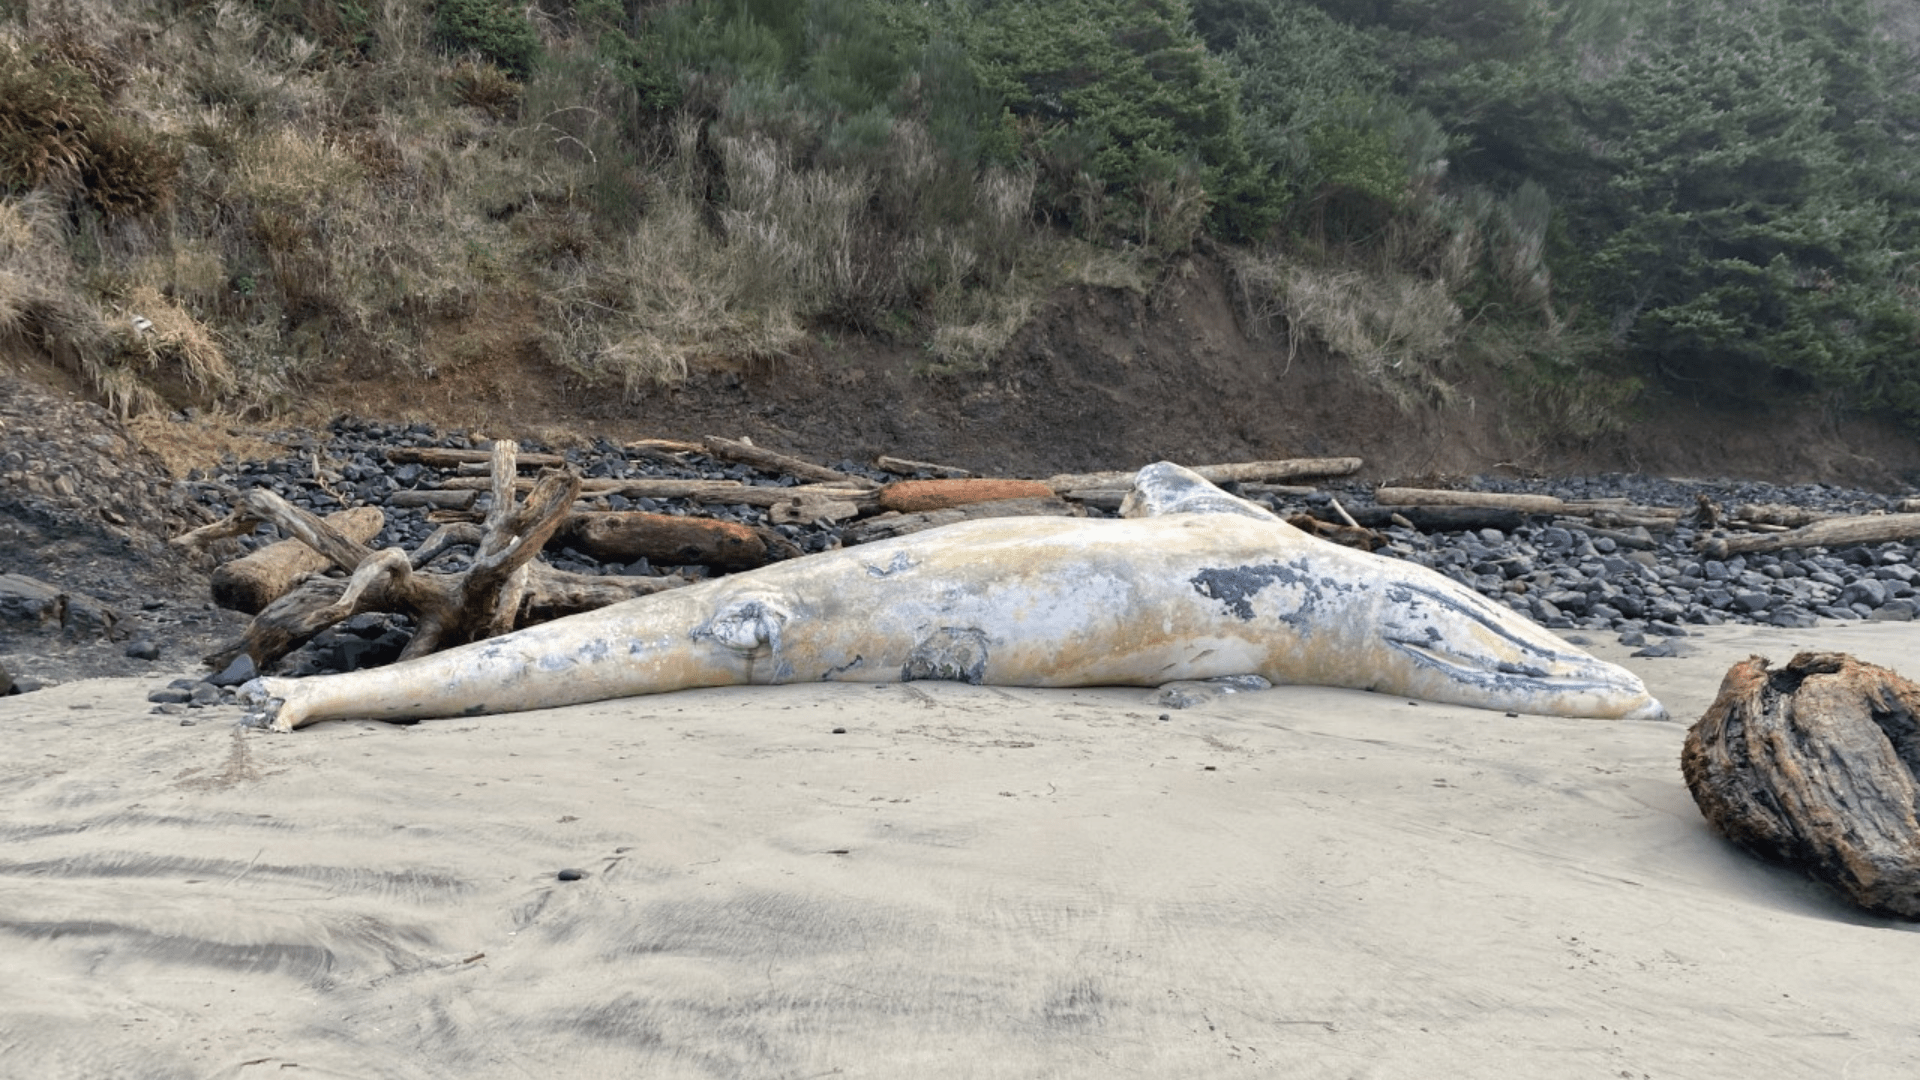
[874, 455, 972, 479]
[386, 446, 568, 471]
[1286, 516, 1385, 551]
[1045, 457, 1363, 492]
[438, 475, 881, 509]
[185, 441, 687, 671]
[1682, 652, 1920, 918]
[1373, 487, 1684, 527]
[207, 506, 385, 614]
[844, 497, 1081, 545]
[551, 511, 800, 571]
[1373, 487, 1567, 515]
[1696, 513, 1920, 559]
[1732, 502, 1834, 529]
[1305, 505, 1528, 533]
[701, 435, 874, 487]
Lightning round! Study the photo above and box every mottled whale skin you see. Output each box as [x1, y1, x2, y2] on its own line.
[242, 463, 1666, 730]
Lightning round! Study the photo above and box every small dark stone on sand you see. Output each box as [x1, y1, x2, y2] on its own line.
[557, 868, 588, 882]
[831, 726, 847, 734]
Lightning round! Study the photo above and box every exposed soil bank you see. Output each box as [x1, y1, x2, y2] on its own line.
[296, 258, 1920, 490]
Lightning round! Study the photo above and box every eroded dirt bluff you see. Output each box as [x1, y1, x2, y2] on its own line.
[301, 258, 1920, 489]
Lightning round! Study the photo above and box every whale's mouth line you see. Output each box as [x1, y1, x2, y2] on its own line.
[1383, 636, 1626, 696]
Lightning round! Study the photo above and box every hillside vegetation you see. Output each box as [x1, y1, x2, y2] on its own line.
[2, 0, 1918, 445]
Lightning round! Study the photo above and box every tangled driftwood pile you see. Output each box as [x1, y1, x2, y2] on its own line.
[176, 441, 683, 671]
[1683, 652, 1920, 918]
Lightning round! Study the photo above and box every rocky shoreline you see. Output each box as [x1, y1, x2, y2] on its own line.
[5, 408, 1919, 702]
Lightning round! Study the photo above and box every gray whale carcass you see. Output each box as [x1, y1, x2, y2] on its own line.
[242, 463, 1666, 730]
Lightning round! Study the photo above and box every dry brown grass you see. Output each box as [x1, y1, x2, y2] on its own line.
[1, 0, 1150, 417]
[113, 284, 234, 394]
[1232, 247, 1463, 410]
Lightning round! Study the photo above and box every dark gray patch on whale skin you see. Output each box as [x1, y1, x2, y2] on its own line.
[1190, 563, 1325, 622]
[823, 655, 865, 679]
[902, 628, 989, 684]
[865, 552, 915, 578]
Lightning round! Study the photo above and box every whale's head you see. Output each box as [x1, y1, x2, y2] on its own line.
[1130, 462, 1668, 723]
[1371, 576, 1668, 721]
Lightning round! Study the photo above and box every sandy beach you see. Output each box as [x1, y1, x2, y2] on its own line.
[2, 622, 1917, 1079]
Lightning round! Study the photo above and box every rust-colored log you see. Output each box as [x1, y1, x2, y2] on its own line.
[1682, 652, 1920, 919]
[552, 512, 800, 571]
[208, 507, 385, 614]
[880, 478, 1057, 513]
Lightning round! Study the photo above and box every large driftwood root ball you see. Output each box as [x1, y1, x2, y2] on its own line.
[1682, 652, 1920, 918]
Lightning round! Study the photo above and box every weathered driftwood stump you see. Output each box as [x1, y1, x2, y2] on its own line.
[179, 441, 688, 672]
[207, 506, 385, 614]
[1682, 652, 1920, 918]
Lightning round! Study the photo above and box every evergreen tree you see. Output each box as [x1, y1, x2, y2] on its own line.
[1567, 0, 1917, 407]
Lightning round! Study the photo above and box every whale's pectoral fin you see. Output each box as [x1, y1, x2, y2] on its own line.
[1152, 674, 1275, 709]
[237, 679, 292, 733]
[1122, 462, 1281, 521]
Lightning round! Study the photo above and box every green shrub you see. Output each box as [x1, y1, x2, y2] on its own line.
[972, 0, 1258, 242]
[433, 0, 540, 77]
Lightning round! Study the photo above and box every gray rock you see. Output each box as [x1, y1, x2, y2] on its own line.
[208, 654, 258, 687]
[1869, 600, 1917, 622]
[1767, 607, 1819, 629]
[1544, 590, 1590, 614]
[1840, 579, 1890, 608]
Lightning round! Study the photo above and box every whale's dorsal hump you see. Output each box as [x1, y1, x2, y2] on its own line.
[1120, 462, 1280, 521]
